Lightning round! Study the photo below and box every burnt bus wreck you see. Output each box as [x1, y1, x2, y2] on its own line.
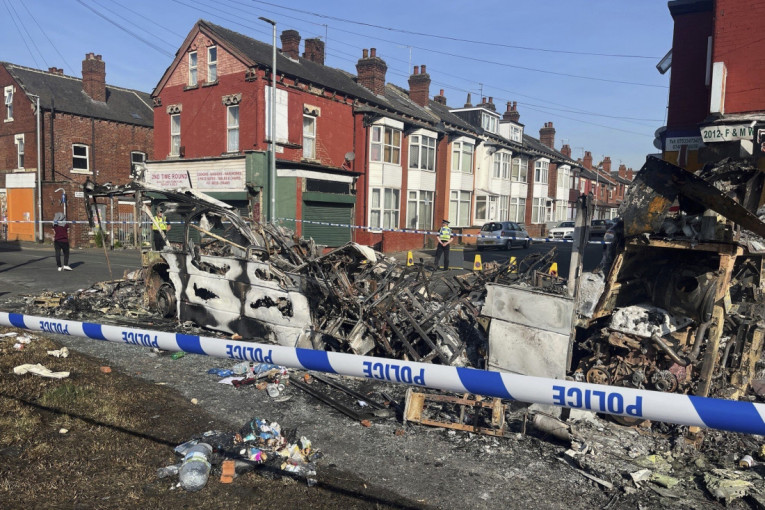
[575, 156, 765, 406]
[83, 180, 489, 367]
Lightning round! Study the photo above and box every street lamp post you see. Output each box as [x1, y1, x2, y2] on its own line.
[259, 16, 277, 224]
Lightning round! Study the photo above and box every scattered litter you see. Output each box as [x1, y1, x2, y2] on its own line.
[100, 366, 112, 374]
[59, 428, 68, 434]
[704, 469, 755, 505]
[47, 347, 69, 358]
[0, 332, 18, 337]
[13, 363, 70, 379]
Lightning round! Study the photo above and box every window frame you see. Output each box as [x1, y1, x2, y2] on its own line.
[71, 143, 90, 173]
[451, 140, 474, 174]
[207, 46, 217, 83]
[370, 125, 401, 164]
[227, 105, 240, 153]
[170, 113, 181, 156]
[408, 134, 436, 171]
[15, 134, 24, 169]
[406, 189, 434, 230]
[302, 114, 317, 160]
[188, 51, 198, 86]
[369, 187, 400, 230]
[509, 197, 526, 223]
[531, 196, 546, 224]
[449, 189, 472, 226]
[511, 156, 527, 182]
[4, 86, 13, 121]
[534, 159, 549, 184]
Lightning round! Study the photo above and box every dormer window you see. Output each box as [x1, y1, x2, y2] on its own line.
[510, 125, 522, 142]
[481, 113, 497, 134]
[208, 46, 217, 82]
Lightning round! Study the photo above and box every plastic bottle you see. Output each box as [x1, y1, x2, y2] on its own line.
[171, 351, 186, 360]
[156, 463, 181, 479]
[178, 443, 212, 491]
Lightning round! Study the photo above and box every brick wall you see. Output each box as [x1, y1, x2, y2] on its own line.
[713, 0, 765, 113]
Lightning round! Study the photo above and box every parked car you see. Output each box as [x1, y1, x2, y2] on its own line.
[476, 221, 530, 251]
[589, 219, 609, 237]
[547, 221, 576, 240]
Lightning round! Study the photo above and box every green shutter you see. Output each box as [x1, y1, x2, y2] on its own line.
[302, 201, 353, 246]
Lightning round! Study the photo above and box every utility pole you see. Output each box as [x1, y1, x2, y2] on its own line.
[259, 16, 277, 224]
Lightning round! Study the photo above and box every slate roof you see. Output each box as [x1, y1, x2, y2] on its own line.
[2, 63, 152, 127]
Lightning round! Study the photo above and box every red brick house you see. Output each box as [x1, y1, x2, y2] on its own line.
[0, 55, 153, 245]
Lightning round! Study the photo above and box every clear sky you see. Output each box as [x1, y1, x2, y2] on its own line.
[0, 0, 674, 171]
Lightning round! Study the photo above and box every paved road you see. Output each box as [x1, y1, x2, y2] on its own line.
[0, 241, 144, 300]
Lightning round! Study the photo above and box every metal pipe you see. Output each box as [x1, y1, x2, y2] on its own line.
[34, 95, 42, 242]
[650, 333, 690, 367]
[689, 319, 714, 362]
[259, 16, 277, 224]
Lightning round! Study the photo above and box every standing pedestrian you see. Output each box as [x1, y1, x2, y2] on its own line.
[152, 206, 171, 250]
[52, 212, 72, 271]
[434, 219, 453, 270]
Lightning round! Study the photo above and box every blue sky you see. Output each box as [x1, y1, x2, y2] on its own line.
[1, 0, 674, 171]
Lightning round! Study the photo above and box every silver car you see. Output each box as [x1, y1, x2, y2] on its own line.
[476, 221, 530, 251]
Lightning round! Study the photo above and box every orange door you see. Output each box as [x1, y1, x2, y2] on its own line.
[7, 188, 35, 241]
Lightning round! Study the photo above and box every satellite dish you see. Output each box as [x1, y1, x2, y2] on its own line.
[344, 152, 355, 161]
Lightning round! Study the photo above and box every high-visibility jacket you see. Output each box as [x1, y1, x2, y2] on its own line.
[152, 215, 168, 231]
[438, 226, 452, 242]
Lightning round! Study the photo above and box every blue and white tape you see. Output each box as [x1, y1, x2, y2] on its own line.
[2, 311, 763, 435]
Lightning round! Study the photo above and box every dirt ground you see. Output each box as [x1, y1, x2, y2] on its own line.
[3, 292, 765, 508]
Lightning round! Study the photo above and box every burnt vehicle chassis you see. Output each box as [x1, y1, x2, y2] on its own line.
[572, 157, 765, 403]
[83, 180, 491, 366]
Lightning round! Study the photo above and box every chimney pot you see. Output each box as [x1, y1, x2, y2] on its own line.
[421, 64, 426, 74]
[413, 65, 419, 75]
[370, 48, 376, 57]
[362, 49, 368, 58]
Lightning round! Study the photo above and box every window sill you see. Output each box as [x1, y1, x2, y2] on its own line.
[183, 84, 200, 91]
[202, 80, 218, 88]
[4, 118, 13, 123]
[71, 169, 92, 175]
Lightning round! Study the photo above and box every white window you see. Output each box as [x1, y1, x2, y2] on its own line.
[531, 197, 546, 224]
[370, 188, 400, 229]
[511, 157, 527, 182]
[265, 86, 288, 150]
[408, 134, 436, 171]
[207, 46, 217, 83]
[188, 51, 198, 86]
[509, 197, 526, 223]
[370, 125, 401, 164]
[406, 190, 434, 230]
[476, 196, 487, 221]
[481, 113, 497, 134]
[4, 86, 13, 121]
[72, 144, 89, 172]
[510, 125, 522, 142]
[449, 190, 472, 226]
[535, 159, 549, 184]
[499, 196, 509, 221]
[227, 105, 239, 153]
[493, 152, 510, 179]
[557, 166, 570, 194]
[170, 114, 181, 156]
[15, 134, 24, 168]
[303, 114, 316, 159]
[451, 141, 474, 174]
[555, 199, 567, 221]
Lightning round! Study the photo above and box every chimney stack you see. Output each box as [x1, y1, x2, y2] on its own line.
[478, 96, 496, 111]
[602, 156, 612, 173]
[356, 48, 387, 95]
[408, 64, 431, 107]
[583, 151, 593, 170]
[48, 67, 64, 75]
[626, 168, 634, 180]
[303, 38, 325, 64]
[539, 122, 556, 149]
[280, 30, 301, 59]
[434, 89, 447, 105]
[464, 93, 473, 108]
[561, 144, 572, 158]
[503, 101, 520, 122]
[82, 53, 106, 102]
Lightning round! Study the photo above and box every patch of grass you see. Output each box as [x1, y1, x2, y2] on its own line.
[39, 382, 92, 408]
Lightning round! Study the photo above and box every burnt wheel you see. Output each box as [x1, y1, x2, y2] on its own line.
[586, 366, 611, 385]
[156, 282, 177, 318]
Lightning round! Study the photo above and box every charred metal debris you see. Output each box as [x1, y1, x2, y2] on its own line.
[574, 156, 765, 403]
[78, 180, 545, 368]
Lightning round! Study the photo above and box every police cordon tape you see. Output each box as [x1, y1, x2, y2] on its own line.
[2, 311, 764, 435]
[0, 217, 611, 245]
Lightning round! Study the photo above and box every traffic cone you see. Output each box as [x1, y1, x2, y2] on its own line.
[549, 262, 558, 277]
[508, 256, 517, 273]
[406, 251, 414, 266]
[473, 254, 483, 271]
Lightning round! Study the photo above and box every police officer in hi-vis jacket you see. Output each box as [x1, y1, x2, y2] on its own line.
[434, 219, 453, 270]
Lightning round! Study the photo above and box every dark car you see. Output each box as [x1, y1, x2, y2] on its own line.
[589, 219, 609, 237]
[476, 221, 530, 250]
